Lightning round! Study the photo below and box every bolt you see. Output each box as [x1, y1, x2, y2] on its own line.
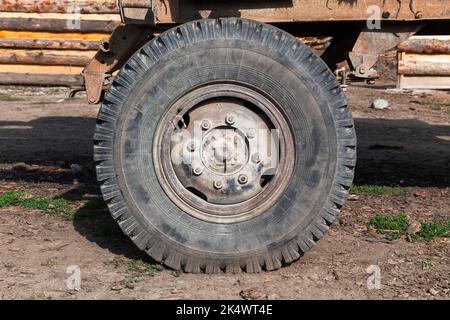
[214, 180, 223, 190]
[382, 11, 390, 19]
[251, 153, 261, 164]
[187, 141, 196, 152]
[415, 11, 423, 19]
[193, 166, 203, 176]
[359, 66, 366, 74]
[201, 120, 211, 131]
[225, 114, 236, 125]
[238, 174, 249, 185]
[247, 129, 256, 139]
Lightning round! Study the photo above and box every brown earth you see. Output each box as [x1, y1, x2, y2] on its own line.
[0, 83, 448, 300]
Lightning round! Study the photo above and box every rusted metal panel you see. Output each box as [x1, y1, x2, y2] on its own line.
[153, 0, 450, 24]
[0, 0, 118, 14]
[83, 24, 153, 103]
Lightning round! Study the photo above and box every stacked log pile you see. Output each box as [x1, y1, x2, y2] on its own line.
[397, 36, 450, 89]
[0, 0, 121, 86]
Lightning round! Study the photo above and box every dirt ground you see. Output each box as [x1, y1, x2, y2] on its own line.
[0, 82, 448, 300]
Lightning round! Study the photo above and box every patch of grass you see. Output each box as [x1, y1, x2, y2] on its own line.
[418, 220, 450, 241]
[0, 93, 24, 101]
[127, 259, 165, 277]
[368, 213, 450, 242]
[430, 102, 442, 111]
[22, 196, 70, 212]
[0, 191, 75, 219]
[106, 257, 164, 286]
[1, 191, 123, 238]
[42, 258, 57, 268]
[369, 213, 410, 231]
[368, 213, 410, 240]
[422, 259, 437, 270]
[15, 293, 48, 300]
[0, 191, 28, 207]
[31, 101, 52, 105]
[421, 100, 450, 112]
[351, 184, 406, 196]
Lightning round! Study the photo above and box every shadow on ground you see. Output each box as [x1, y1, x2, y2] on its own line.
[1, 116, 449, 187]
[0, 115, 449, 259]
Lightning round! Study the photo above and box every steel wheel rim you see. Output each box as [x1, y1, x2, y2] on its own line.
[154, 83, 295, 224]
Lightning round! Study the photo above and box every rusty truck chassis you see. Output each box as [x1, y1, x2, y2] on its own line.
[82, 0, 450, 103]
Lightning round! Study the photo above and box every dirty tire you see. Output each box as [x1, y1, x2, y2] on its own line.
[94, 18, 356, 273]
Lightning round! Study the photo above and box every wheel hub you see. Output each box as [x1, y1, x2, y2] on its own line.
[172, 99, 273, 205]
[154, 83, 295, 223]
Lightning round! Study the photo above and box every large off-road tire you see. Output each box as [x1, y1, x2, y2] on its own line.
[94, 18, 356, 273]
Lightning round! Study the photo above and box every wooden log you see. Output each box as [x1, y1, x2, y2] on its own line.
[0, 12, 120, 32]
[398, 38, 450, 54]
[0, 18, 119, 32]
[0, 0, 118, 14]
[0, 30, 111, 41]
[0, 64, 84, 74]
[0, 38, 100, 50]
[0, 72, 84, 86]
[398, 60, 450, 76]
[0, 49, 95, 66]
[398, 75, 450, 90]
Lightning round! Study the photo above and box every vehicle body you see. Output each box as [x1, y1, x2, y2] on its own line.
[78, 0, 449, 273]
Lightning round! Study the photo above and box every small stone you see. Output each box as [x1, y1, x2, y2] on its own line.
[371, 99, 390, 110]
[309, 273, 320, 281]
[12, 162, 32, 171]
[240, 288, 268, 300]
[70, 164, 83, 175]
[413, 192, 426, 198]
[428, 288, 439, 296]
[111, 285, 124, 291]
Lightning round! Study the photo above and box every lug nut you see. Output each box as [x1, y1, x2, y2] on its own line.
[247, 129, 256, 139]
[214, 180, 223, 190]
[187, 141, 197, 152]
[225, 114, 236, 125]
[238, 174, 249, 185]
[201, 120, 211, 131]
[251, 153, 261, 164]
[193, 166, 203, 176]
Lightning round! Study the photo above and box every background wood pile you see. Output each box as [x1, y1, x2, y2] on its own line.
[397, 36, 450, 89]
[0, 0, 120, 86]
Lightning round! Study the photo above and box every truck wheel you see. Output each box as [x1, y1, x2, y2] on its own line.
[94, 18, 356, 273]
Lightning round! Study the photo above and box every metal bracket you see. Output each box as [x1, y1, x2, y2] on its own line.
[348, 24, 423, 79]
[119, 0, 155, 25]
[82, 24, 154, 104]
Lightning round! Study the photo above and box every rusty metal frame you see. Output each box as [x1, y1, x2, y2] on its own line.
[82, 0, 450, 103]
[151, 0, 450, 24]
[82, 24, 153, 104]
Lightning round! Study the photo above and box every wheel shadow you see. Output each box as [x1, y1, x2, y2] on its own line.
[0, 115, 448, 258]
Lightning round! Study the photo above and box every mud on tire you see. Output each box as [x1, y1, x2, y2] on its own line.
[94, 18, 356, 273]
